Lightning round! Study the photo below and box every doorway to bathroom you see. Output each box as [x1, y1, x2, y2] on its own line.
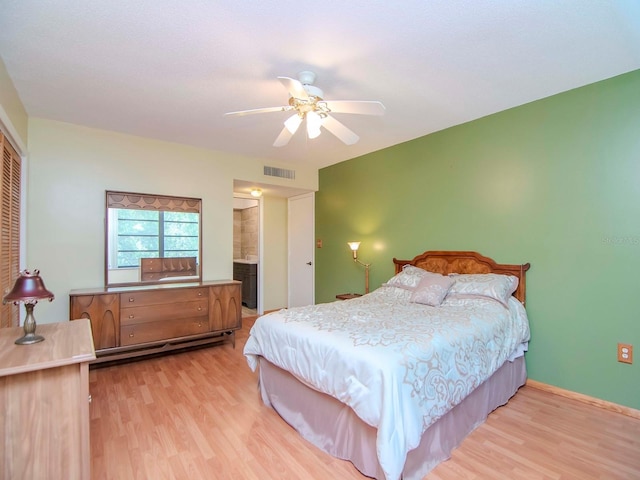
[233, 196, 260, 317]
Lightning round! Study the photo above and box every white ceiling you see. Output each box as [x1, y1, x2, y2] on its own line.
[1, 1, 639, 170]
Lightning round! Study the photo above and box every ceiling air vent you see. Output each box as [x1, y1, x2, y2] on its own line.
[264, 166, 295, 180]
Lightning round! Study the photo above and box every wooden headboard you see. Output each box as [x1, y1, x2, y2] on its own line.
[393, 250, 531, 304]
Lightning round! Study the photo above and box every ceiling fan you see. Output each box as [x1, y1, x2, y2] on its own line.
[225, 71, 385, 147]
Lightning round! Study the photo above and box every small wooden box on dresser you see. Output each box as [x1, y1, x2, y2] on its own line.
[69, 280, 242, 363]
[0, 319, 96, 479]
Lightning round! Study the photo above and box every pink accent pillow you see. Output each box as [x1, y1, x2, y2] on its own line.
[409, 272, 455, 306]
[384, 265, 428, 290]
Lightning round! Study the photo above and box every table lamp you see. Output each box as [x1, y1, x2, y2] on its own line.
[3, 270, 55, 345]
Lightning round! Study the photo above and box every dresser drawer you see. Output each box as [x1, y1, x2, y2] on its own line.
[141, 258, 161, 273]
[121, 317, 209, 346]
[121, 299, 208, 325]
[121, 287, 208, 307]
[140, 272, 161, 281]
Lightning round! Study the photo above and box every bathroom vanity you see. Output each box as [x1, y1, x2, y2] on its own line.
[233, 259, 257, 309]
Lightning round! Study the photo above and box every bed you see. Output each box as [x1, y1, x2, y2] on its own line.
[244, 250, 531, 480]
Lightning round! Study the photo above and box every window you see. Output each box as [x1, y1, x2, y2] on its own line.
[114, 209, 199, 268]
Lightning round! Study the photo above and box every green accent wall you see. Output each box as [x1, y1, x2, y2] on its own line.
[316, 69, 640, 410]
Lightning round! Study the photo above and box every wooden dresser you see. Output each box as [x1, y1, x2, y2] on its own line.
[69, 280, 241, 363]
[0, 319, 96, 479]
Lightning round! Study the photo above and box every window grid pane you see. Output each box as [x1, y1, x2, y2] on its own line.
[116, 210, 199, 268]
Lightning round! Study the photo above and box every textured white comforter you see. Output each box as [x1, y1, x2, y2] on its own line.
[244, 286, 530, 480]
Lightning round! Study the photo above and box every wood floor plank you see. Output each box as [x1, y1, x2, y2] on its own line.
[89, 316, 640, 479]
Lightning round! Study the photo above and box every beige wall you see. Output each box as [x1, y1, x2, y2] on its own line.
[26, 118, 315, 322]
[0, 56, 28, 148]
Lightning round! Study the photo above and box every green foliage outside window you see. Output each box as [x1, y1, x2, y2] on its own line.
[116, 209, 199, 268]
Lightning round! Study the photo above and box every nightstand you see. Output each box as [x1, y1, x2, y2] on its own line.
[0, 319, 95, 479]
[336, 293, 363, 300]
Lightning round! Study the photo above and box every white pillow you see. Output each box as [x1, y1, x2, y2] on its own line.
[383, 265, 428, 290]
[447, 273, 518, 305]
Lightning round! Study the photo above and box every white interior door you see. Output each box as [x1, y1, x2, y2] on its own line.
[288, 193, 314, 307]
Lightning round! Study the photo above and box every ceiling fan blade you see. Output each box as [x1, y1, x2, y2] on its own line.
[321, 100, 385, 116]
[273, 126, 294, 147]
[274, 114, 301, 147]
[225, 106, 291, 117]
[322, 115, 360, 145]
[283, 114, 302, 134]
[278, 76, 309, 100]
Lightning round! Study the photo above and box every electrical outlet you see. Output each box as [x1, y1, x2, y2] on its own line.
[617, 343, 633, 364]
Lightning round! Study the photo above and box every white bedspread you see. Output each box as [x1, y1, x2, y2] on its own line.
[244, 286, 530, 480]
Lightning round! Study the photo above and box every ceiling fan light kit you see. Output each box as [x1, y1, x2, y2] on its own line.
[226, 71, 385, 147]
[284, 114, 302, 134]
[306, 111, 322, 139]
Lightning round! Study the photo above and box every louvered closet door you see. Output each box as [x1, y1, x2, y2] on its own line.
[0, 131, 20, 328]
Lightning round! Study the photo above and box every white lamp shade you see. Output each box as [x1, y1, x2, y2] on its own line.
[306, 111, 322, 139]
[284, 114, 302, 134]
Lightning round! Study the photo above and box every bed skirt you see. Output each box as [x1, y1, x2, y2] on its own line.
[258, 356, 526, 480]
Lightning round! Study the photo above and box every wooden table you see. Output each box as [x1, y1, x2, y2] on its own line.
[335, 293, 363, 300]
[0, 319, 96, 479]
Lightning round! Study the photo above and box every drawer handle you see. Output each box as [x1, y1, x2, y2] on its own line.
[198, 322, 202, 327]
[129, 314, 135, 319]
[197, 306, 202, 311]
[88, 394, 92, 404]
[129, 332, 135, 338]
[128, 297, 135, 302]
[198, 292, 202, 296]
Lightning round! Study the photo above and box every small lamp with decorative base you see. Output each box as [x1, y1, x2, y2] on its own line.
[3, 270, 55, 345]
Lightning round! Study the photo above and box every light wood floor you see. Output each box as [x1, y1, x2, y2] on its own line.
[89, 317, 640, 479]
[241, 306, 257, 317]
